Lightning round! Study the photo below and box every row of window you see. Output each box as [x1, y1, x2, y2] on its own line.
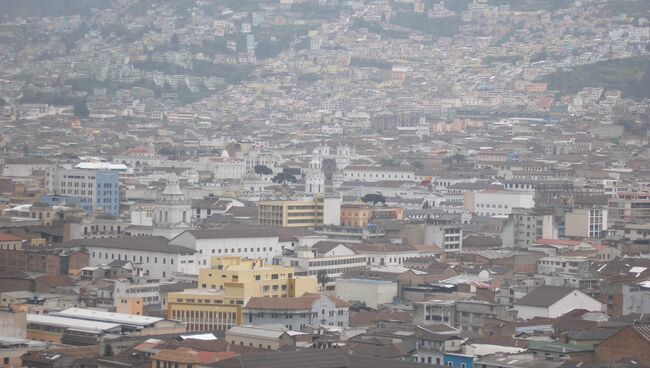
[477, 203, 509, 209]
[308, 257, 366, 267]
[345, 172, 413, 179]
[202, 246, 274, 255]
[92, 251, 173, 265]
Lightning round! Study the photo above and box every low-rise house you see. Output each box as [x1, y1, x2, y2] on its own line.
[513, 285, 603, 319]
[595, 324, 650, 366]
[243, 292, 350, 330]
[225, 324, 300, 350]
[412, 325, 464, 365]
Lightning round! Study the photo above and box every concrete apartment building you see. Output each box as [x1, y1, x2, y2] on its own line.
[608, 191, 650, 225]
[502, 208, 556, 248]
[401, 218, 463, 254]
[464, 190, 535, 217]
[565, 206, 608, 238]
[258, 195, 342, 227]
[536, 255, 598, 291]
[273, 242, 367, 288]
[413, 299, 514, 334]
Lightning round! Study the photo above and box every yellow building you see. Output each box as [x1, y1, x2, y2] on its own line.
[258, 198, 324, 227]
[168, 257, 317, 331]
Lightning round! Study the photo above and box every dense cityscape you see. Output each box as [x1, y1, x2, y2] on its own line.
[1, 0, 650, 367]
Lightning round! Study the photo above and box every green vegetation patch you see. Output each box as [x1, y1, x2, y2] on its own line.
[541, 56, 650, 100]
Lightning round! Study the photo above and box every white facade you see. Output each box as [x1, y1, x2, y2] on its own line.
[322, 123, 343, 135]
[306, 173, 325, 195]
[343, 167, 415, 183]
[168, 231, 283, 274]
[211, 160, 247, 180]
[465, 190, 535, 217]
[335, 277, 398, 309]
[86, 246, 191, 280]
[153, 173, 192, 227]
[514, 290, 603, 319]
[274, 245, 367, 280]
[1, 160, 54, 177]
[363, 250, 424, 266]
[322, 194, 342, 226]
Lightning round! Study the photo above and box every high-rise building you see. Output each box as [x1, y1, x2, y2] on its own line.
[608, 192, 650, 225]
[502, 208, 556, 248]
[565, 206, 608, 238]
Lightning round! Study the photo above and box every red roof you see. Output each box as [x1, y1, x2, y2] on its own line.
[0, 233, 23, 242]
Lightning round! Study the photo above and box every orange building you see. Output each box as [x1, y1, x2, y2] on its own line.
[0, 234, 24, 251]
[340, 206, 374, 227]
[340, 205, 404, 227]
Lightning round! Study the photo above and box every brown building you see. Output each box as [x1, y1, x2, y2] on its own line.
[0, 247, 89, 280]
[21, 346, 99, 368]
[595, 324, 650, 366]
[340, 206, 374, 227]
[340, 205, 403, 228]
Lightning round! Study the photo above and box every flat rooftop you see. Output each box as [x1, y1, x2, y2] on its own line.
[27, 314, 121, 332]
[52, 308, 164, 327]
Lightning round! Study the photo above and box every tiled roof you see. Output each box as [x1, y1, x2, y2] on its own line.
[0, 233, 24, 241]
[515, 286, 579, 308]
[244, 293, 349, 310]
[61, 236, 194, 254]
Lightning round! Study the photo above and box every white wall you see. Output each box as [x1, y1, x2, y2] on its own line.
[335, 278, 397, 309]
[169, 233, 282, 274]
[468, 191, 534, 217]
[87, 246, 182, 279]
[515, 291, 603, 319]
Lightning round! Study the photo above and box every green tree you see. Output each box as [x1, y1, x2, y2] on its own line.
[73, 100, 89, 118]
[317, 270, 330, 290]
[362, 193, 386, 206]
[103, 343, 114, 357]
[254, 164, 273, 175]
[272, 172, 297, 184]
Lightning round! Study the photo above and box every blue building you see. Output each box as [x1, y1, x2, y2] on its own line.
[443, 353, 474, 368]
[47, 167, 121, 216]
[95, 170, 120, 216]
[40, 195, 93, 213]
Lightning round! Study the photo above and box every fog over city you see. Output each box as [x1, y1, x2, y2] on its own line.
[1, 0, 650, 367]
